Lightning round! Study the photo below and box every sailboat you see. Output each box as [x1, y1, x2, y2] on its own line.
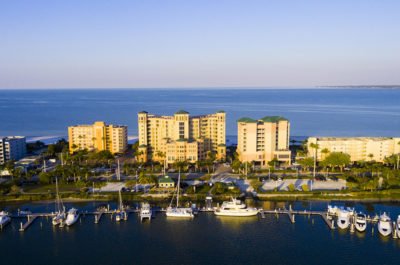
[115, 189, 127, 222]
[52, 177, 66, 226]
[166, 170, 194, 218]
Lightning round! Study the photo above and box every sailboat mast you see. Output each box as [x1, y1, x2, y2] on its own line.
[55, 177, 60, 212]
[177, 169, 180, 207]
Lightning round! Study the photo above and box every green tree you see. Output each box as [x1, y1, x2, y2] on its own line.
[297, 157, 314, 172]
[39, 172, 52, 184]
[323, 152, 351, 172]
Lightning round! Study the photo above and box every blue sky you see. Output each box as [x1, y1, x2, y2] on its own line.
[1, 0, 399, 88]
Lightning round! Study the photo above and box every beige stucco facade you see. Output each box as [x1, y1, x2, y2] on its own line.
[68, 121, 128, 154]
[307, 137, 400, 162]
[237, 116, 291, 167]
[137, 110, 226, 164]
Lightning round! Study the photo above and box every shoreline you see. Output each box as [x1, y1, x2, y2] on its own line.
[2, 192, 400, 204]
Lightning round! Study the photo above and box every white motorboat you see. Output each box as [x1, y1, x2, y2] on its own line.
[52, 177, 66, 226]
[166, 170, 194, 218]
[396, 215, 400, 237]
[378, 212, 392, 237]
[65, 208, 79, 226]
[337, 208, 351, 229]
[214, 197, 258, 217]
[140, 202, 152, 222]
[0, 211, 11, 228]
[354, 212, 367, 232]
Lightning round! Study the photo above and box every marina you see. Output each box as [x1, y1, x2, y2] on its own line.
[1, 200, 400, 265]
[1, 200, 399, 242]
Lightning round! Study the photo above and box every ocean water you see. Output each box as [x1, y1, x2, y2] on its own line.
[0, 201, 399, 265]
[0, 89, 399, 142]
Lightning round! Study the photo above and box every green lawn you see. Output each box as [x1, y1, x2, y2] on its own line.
[23, 183, 80, 193]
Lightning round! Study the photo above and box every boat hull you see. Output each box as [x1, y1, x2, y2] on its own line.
[378, 222, 392, 237]
[65, 215, 79, 226]
[355, 222, 367, 232]
[0, 217, 11, 227]
[214, 209, 259, 217]
[337, 217, 350, 229]
[166, 208, 194, 218]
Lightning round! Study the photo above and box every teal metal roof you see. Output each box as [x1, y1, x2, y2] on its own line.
[260, 116, 288, 122]
[237, 117, 257, 123]
[175, 110, 189, 114]
[159, 176, 174, 183]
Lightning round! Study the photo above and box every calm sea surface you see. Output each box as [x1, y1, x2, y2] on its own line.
[0, 89, 399, 141]
[0, 201, 399, 265]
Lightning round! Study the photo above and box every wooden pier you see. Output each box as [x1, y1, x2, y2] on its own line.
[19, 215, 39, 232]
[262, 209, 335, 229]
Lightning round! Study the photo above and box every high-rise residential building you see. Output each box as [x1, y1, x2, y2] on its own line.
[137, 110, 226, 165]
[0, 136, 27, 164]
[307, 137, 400, 162]
[68, 121, 128, 154]
[237, 116, 291, 167]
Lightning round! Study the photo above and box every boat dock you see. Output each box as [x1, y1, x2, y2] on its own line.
[19, 215, 39, 232]
[261, 209, 335, 229]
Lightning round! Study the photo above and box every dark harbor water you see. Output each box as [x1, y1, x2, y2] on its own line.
[1, 201, 399, 265]
[1, 88, 400, 141]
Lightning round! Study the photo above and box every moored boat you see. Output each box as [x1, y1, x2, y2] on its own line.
[140, 202, 152, 222]
[214, 197, 258, 217]
[0, 211, 11, 228]
[354, 212, 367, 232]
[65, 208, 79, 226]
[396, 215, 400, 237]
[378, 212, 392, 237]
[337, 208, 351, 229]
[52, 177, 66, 226]
[166, 170, 194, 218]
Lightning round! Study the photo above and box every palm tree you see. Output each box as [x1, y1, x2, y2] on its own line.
[368, 153, 374, 162]
[309, 143, 319, 178]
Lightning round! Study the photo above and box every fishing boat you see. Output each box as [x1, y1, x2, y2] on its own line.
[337, 208, 352, 229]
[65, 208, 79, 226]
[0, 211, 11, 228]
[378, 212, 392, 237]
[140, 202, 152, 222]
[115, 189, 127, 222]
[214, 197, 258, 217]
[166, 170, 194, 218]
[52, 177, 66, 226]
[354, 212, 367, 232]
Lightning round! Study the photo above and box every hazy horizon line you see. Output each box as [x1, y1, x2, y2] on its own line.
[1, 85, 400, 90]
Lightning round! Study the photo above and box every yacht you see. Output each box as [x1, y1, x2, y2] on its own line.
[52, 177, 66, 226]
[166, 170, 194, 218]
[214, 197, 258, 217]
[354, 212, 367, 232]
[337, 208, 352, 229]
[115, 190, 127, 222]
[140, 202, 152, 222]
[65, 208, 79, 226]
[0, 211, 11, 228]
[378, 212, 392, 237]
